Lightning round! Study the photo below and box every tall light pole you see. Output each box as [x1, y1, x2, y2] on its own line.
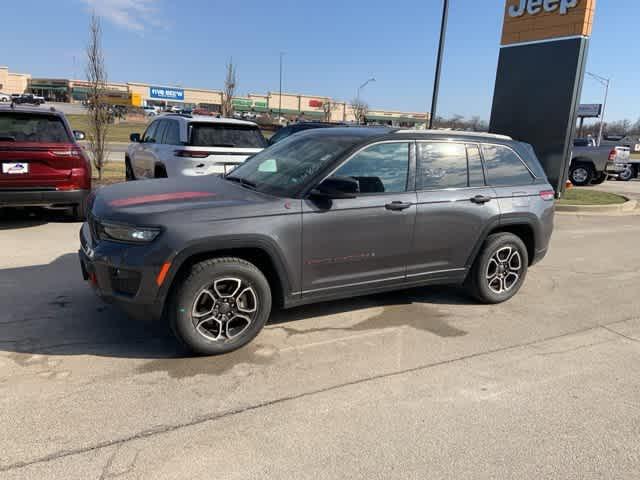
[356, 77, 375, 125]
[278, 52, 284, 120]
[586, 71, 610, 147]
[429, 0, 449, 129]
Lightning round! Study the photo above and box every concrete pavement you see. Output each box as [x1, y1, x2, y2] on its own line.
[1, 187, 640, 479]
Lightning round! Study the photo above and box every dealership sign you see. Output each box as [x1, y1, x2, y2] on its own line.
[502, 0, 594, 45]
[577, 104, 602, 118]
[508, 0, 578, 17]
[149, 86, 184, 101]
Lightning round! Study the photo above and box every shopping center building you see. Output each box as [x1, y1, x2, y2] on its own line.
[1, 66, 428, 127]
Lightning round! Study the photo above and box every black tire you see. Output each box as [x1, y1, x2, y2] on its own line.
[71, 199, 87, 222]
[569, 163, 594, 186]
[617, 165, 636, 182]
[154, 164, 168, 178]
[590, 172, 608, 185]
[168, 257, 272, 355]
[125, 158, 135, 181]
[465, 233, 529, 304]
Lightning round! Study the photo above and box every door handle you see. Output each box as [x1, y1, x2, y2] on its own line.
[385, 201, 412, 211]
[470, 195, 492, 204]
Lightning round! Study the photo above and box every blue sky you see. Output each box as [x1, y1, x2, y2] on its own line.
[1, 0, 638, 122]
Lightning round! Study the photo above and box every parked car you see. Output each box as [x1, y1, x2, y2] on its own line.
[0, 93, 11, 102]
[142, 106, 158, 117]
[0, 105, 90, 219]
[13, 94, 45, 106]
[268, 121, 346, 145]
[80, 127, 555, 355]
[125, 114, 267, 179]
[569, 139, 630, 186]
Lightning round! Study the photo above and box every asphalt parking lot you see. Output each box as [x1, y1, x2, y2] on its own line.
[1, 184, 640, 479]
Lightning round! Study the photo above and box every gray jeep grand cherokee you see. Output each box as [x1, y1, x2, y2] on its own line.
[79, 127, 555, 355]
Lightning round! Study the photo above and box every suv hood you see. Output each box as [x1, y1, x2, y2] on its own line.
[92, 175, 285, 224]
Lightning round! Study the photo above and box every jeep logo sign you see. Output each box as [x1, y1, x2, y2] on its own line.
[508, 0, 578, 17]
[501, 0, 595, 45]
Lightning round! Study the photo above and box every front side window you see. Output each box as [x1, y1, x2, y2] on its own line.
[227, 133, 361, 197]
[482, 144, 534, 186]
[0, 113, 70, 143]
[334, 142, 409, 194]
[417, 142, 467, 190]
[189, 123, 266, 148]
[142, 121, 159, 143]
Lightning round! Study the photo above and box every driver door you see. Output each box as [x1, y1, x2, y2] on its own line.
[301, 141, 417, 296]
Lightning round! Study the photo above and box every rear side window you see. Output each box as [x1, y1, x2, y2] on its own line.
[0, 113, 70, 143]
[417, 142, 467, 190]
[189, 123, 266, 148]
[482, 144, 534, 186]
[155, 121, 168, 144]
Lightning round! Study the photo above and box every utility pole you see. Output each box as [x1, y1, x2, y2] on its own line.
[587, 72, 610, 147]
[429, 0, 449, 129]
[278, 52, 284, 120]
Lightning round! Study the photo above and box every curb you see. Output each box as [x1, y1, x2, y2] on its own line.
[556, 198, 637, 213]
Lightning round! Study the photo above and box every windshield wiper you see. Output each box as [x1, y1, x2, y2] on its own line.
[225, 176, 257, 190]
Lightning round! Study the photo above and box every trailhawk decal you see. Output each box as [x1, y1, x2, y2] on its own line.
[109, 191, 217, 207]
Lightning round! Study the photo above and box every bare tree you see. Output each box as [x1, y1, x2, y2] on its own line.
[322, 100, 339, 122]
[85, 12, 109, 180]
[351, 98, 369, 125]
[221, 59, 237, 117]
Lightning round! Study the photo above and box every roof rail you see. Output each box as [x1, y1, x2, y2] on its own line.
[394, 129, 512, 140]
[163, 112, 193, 119]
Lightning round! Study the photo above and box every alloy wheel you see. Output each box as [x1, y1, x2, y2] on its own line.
[571, 167, 589, 184]
[191, 277, 258, 342]
[486, 246, 522, 294]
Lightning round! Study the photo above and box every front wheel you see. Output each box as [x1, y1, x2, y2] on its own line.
[125, 158, 135, 181]
[465, 233, 529, 304]
[591, 172, 608, 185]
[169, 257, 272, 355]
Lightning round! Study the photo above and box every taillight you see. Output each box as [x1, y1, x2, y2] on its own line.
[50, 149, 83, 158]
[539, 190, 555, 201]
[608, 149, 617, 162]
[174, 150, 210, 158]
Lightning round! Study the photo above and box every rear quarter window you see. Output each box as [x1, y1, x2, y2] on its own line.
[189, 123, 266, 148]
[0, 113, 70, 143]
[482, 144, 534, 187]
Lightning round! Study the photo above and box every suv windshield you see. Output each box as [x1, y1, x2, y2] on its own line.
[227, 132, 362, 197]
[188, 123, 266, 148]
[0, 113, 70, 143]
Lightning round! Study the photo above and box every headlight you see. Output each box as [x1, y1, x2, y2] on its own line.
[99, 222, 161, 243]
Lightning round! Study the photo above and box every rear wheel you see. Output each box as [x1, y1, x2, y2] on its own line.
[617, 165, 636, 182]
[465, 233, 529, 304]
[569, 163, 594, 186]
[70, 200, 87, 222]
[169, 257, 272, 355]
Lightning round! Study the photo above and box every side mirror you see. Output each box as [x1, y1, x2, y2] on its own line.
[73, 130, 86, 141]
[130, 133, 141, 143]
[311, 176, 359, 199]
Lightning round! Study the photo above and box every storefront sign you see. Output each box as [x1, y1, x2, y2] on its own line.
[577, 103, 602, 117]
[308, 99, 324, 108]
[149, 86, 184, 101]
[502, 0, 595, 45]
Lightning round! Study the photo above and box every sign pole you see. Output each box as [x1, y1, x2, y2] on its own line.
[429, 0, 449, 130]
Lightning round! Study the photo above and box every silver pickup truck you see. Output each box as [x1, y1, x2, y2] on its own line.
[569, 139, 631, 186]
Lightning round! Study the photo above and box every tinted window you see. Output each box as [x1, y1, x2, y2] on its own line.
[467, 144, 485, 187]
[482, 145, 534, 186]
[142, 121, 159, 143]
[155, 121, 168, 144]
[189, 123, 266, 148]
[334, 142, 409, 194]
[417, 142, 467, 190]
[0, 113, 70, 143]
[268, 127, 293, 145]
[164, 120, 180, 145]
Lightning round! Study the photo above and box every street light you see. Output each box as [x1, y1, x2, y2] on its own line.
[356, 77, 376, 102]
[278, 52, 285, 120]
[429, 0, 449, 129]
[586, 71, 610, 147]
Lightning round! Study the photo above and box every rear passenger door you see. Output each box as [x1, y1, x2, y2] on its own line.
[409, 142, 500, 279]
[481, 144, 537, 216]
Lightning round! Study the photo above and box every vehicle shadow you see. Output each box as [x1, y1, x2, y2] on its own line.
[0, 207, 76, 230]
[0, 252, 471, 361]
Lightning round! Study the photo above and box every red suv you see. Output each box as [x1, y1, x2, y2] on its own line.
[0, 105, 91, 219]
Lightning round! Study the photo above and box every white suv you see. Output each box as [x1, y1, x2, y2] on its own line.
[126, 114, 267, 180]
